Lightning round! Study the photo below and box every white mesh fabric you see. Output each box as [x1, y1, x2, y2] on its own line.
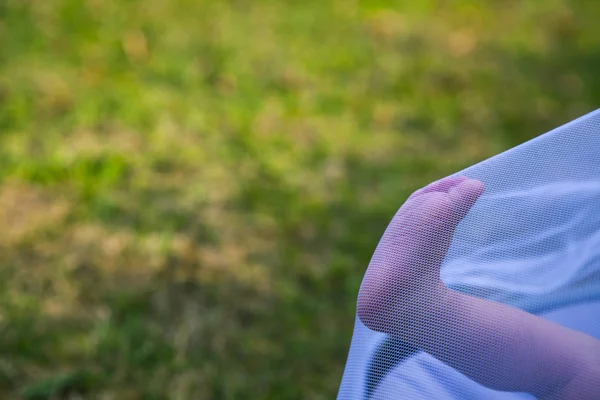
[337, 109, 600, 399]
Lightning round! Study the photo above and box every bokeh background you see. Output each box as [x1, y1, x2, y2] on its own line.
[1, 0, 600, 399]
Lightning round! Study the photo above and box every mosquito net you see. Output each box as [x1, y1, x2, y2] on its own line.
[337, 109, 600, 399]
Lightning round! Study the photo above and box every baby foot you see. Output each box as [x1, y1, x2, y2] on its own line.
[357, 176, 484, 336]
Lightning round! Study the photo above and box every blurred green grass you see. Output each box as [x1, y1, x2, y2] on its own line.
[1, 0, 600, 398]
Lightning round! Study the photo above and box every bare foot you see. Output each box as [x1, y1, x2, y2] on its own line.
[356, 178, 600, 398]
[357, 176, 484, 336]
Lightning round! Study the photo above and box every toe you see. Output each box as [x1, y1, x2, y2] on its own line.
[447, 179, 485, 220]
[409, 176, 468, 199]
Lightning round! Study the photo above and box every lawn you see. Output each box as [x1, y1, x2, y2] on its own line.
[1, 0, 600, 398]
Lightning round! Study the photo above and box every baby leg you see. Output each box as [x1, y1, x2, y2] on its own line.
[357, 177, 600, 398]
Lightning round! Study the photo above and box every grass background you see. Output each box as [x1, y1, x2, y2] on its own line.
[1, 0, 600, 398]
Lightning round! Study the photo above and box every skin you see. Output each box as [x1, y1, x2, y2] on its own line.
[357, 177, 600, 399]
